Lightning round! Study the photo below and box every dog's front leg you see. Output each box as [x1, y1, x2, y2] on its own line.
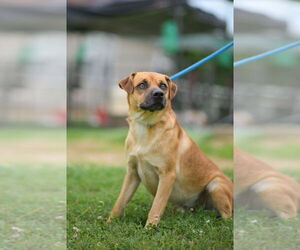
[108, 164, 140, 221]
[145, 171, 176, 227]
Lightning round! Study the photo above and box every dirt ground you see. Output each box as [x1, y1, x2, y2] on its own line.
[0, 138, 65, 166]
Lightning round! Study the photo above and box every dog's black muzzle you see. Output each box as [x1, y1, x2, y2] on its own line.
[139, 89, 166, 112]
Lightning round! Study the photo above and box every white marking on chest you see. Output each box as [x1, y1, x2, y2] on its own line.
[135, 122, 147, 138]
[129, 122, 148, 156]
[130, 122, 162, 162]
[137, 160, 159, 195]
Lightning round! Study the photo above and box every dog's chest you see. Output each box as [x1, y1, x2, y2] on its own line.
[136, 158, 199, 207]
[130, 141, 199, 206]
[131, 142, 163, 195]
[129, 123, 164, 166]
[136, 159, 159, 196]
[127, 122, 201, 206]
[128, 123, 165, 195]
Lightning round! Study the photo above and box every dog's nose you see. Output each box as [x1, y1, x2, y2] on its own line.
[152, 89, 164, 98]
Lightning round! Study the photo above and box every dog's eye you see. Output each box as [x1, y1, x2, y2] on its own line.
[137, 82, 148, 89]
[159, 82, 167, 89]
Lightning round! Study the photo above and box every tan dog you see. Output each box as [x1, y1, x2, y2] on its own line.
[235, 148, 300, 218]
[108, 72, 232, 227]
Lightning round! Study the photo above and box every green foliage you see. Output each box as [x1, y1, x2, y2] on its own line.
[161, 20, 179, 53]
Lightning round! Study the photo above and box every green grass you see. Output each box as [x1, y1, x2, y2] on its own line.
[0, 165, 66, 250]
[68, 127, 127, 152]
[0, 127, 65, 141]
[234, 172, 300, 250]
[235, 209, 300, 250]
[68, 127, 233, 160]
[67, 165, 233, 250]
[0, 128, 66, 249]
[237, 135, 300, 159]
[67, 127, 233, 249]
[67, 127, 299, 249]
[187, 131, 232, 160]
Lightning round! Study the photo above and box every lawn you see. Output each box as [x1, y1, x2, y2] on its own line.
[68, 127, 233, 168]
[67, 127, 233, 250]
[234, 169, 300, 250]
[67, 127, 300, 249]
[0, 164, 66, 250]
[234, 207, 300, 250]
[235, 134, 300, 250]
[0, 128, 66, 249]
[67, 165, 233, 250]
[1, 126, 299, 249]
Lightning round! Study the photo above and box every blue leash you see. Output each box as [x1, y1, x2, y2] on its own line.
[169, 40, 300, 79]
[169, 41, 233, 80]
[234, 40, 300, 67]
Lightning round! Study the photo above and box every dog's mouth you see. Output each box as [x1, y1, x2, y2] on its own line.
[139, 99, 166, 112]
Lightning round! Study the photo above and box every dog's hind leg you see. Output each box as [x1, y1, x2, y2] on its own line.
[108, 165, 140, 221]
[251, 178, 297, 218]
[206, 177, 233, 218]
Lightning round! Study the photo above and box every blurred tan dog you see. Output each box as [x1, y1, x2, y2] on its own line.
[235, 148, 300, 218]
[108, 72, 232, 227]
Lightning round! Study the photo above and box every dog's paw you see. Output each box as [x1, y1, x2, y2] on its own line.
[144, 222, 158, 230]
[145, 214, 161, 228]
[106, 215, 115, 223]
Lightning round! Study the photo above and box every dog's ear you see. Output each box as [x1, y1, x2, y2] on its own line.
[118, 72, 136, 94]
[165, 76, 177, 100]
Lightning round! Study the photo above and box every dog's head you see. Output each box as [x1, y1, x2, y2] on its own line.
[118, 72, 177, 112]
